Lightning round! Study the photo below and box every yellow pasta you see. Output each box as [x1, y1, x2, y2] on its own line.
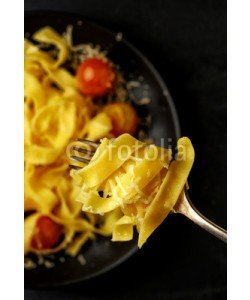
[76, 134, 144, 188]
[24, 26, 195, 261]
[33, 26, 69, 68]
[138, 137, 195, 247]
[24, 27, 115, 258]
[71, 134, 194, 248]
[86, 112, 112, 141]
[112, 216, 135, 242]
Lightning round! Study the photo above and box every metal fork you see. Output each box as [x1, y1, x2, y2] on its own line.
[69, 138, 227, 243]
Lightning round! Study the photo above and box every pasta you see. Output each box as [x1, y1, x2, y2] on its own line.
[24, 27, 120, 258]
[71, 134, 195, 247]
[24, 25, 194, 262]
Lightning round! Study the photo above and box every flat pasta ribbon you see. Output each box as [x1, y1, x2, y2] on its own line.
[71, 134, 194, 248]
[24, 27, 114, 258]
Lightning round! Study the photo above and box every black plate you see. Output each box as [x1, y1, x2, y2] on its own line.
[25, 11, 181, 288]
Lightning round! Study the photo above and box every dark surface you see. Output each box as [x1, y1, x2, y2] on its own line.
[25, 12, 181, 287]
[25, 0, 227, 299]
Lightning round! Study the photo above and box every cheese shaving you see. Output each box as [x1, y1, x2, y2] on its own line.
[71, 134, 195, 247]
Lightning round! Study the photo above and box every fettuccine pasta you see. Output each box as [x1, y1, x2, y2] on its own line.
[24, 26, 125, 258]
[24, 25, 193, 262]
[71, 134, 195, 248]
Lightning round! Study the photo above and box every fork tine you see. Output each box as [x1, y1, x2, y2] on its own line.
[69, 164, 82, 170]
[69, 138, 99, 169]
[72, 146, 95, 155]
[77, 138, 99, 148]
[70, 155, 91, 164]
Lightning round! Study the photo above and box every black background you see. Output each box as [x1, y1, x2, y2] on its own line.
[24, 0, 227, 299]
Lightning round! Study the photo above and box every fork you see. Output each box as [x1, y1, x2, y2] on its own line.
[69, 138, 227, 243]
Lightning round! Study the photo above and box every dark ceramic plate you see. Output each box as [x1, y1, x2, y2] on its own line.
[25, 11, 180, 288]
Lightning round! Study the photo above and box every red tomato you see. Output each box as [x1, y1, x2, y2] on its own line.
[31, 216, 63, 250]
[76, 58, 116, 96]
[103, 102, 139, 137]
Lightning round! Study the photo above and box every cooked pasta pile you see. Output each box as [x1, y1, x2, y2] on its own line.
[24, 27, 126, 257]
[24, 26, 194, 260]
[71, 134, 195, 247]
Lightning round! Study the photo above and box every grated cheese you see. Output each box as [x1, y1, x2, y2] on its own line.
[115, 32, 123, 42]
[24, 258, 37, 270]
[44, 260, 55, 269]
[136, 97, 151, 105]
[77, 254, 86, 265]
[59, 256, 66, 263]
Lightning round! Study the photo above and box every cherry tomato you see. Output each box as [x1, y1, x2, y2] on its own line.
[31, 216, 63, 250]
[103, 102, 139, 136]
[76, 58, 116, 96]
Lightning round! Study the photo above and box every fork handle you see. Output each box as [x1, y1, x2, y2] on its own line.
[178, 193, 227, 242]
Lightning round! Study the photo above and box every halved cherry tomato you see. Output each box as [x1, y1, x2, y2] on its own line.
[31, 216, 63, 250]
[76, 58, 116, 96]
[103, 102, 139, 137]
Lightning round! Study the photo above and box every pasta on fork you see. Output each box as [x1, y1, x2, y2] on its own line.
[71, 134, 195, 247]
